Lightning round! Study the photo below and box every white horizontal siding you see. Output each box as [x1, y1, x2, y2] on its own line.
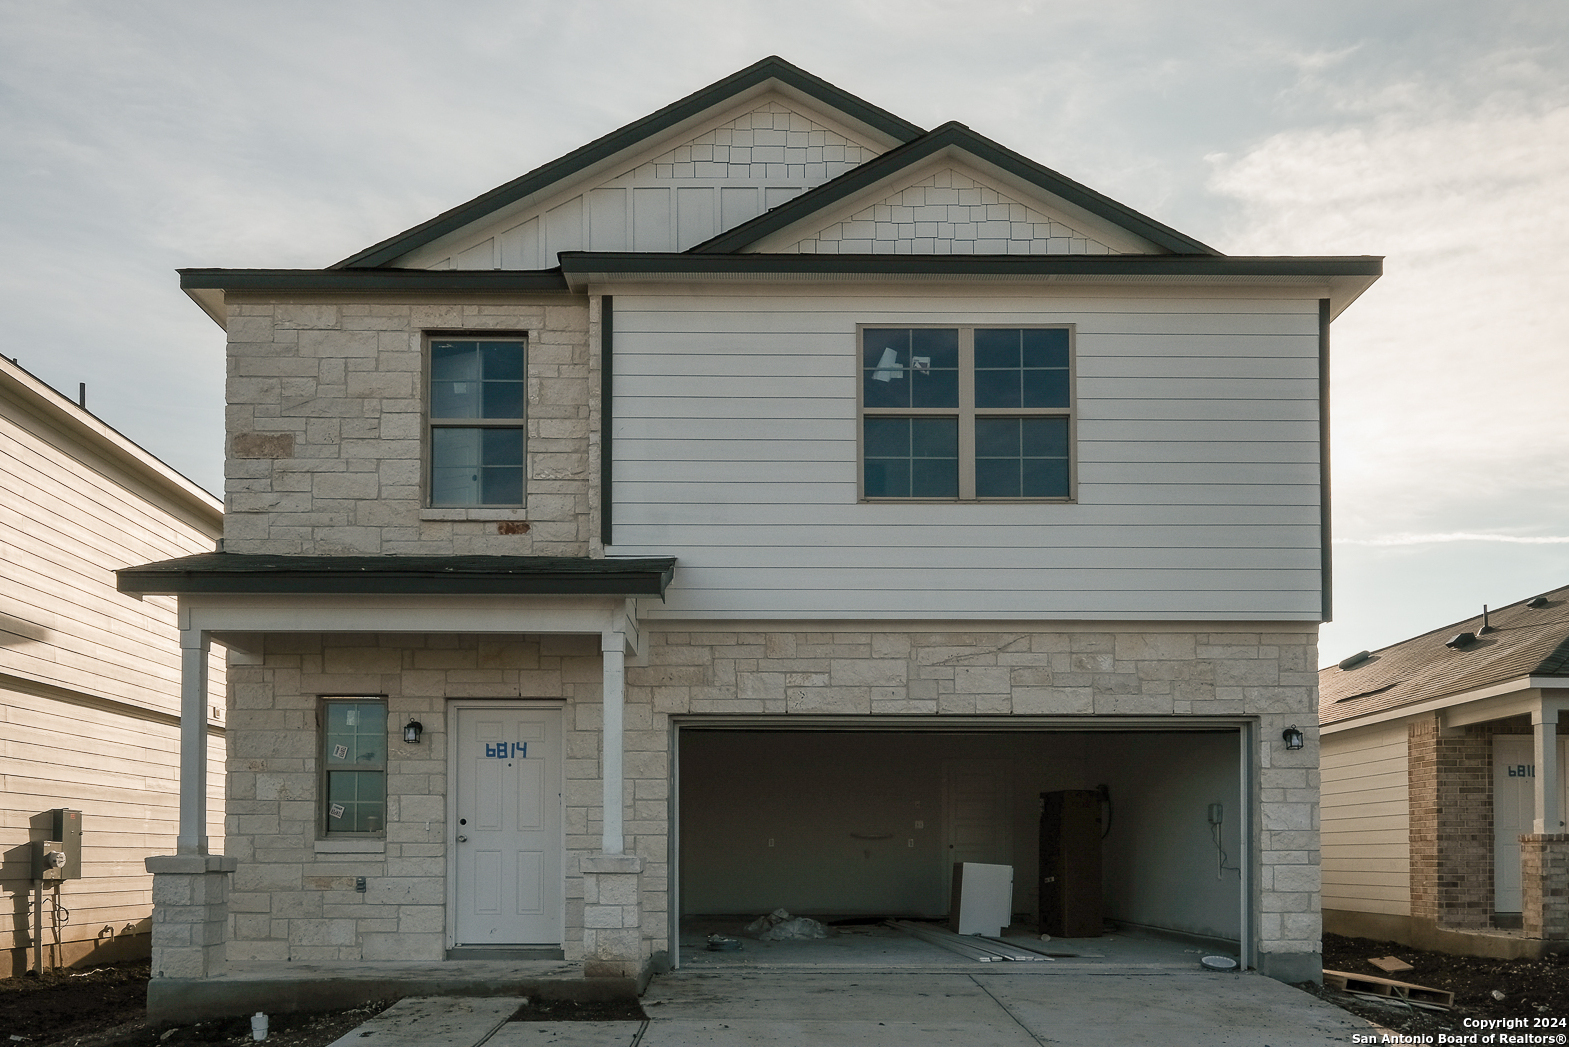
[1321, 721, 1409, 917]
[609, 290, 1323, 620]
[0, 686, 225, 967]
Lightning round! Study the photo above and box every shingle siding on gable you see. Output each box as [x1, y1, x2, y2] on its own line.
[399, 99, 889, 269]
[784, 168, 1123, 256]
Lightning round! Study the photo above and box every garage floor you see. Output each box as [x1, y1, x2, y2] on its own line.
[676, 916, 1238, 972]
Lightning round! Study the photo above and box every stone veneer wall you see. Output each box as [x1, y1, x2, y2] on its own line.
[1409, 717, 1531, 929]
[224, 623, 1320, 969]
[223, 298, 591, 556]
[225, 633, 605, 963]
[623, 624, 1323, 968]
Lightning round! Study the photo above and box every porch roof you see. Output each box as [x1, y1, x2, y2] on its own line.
[116, 553, 678, 597]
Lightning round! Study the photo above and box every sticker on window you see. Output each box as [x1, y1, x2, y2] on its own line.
[328, 804, 345, 820]
[333, 744, 349, 760]
[345, 709, 358, 725]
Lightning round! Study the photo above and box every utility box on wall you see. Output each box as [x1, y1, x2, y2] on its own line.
[40, 809, 82, 880]
[1039, 790, 1102, 937]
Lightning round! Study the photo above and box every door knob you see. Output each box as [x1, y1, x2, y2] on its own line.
[456, 835, 468, 842]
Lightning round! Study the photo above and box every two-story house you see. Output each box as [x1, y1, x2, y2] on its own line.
[121, 57, 1379, 1014]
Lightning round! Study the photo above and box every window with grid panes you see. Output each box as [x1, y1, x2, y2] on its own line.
[860, 326, 1072, 500]
[428, 337, 526, 506]
[321, 698, 386, 836]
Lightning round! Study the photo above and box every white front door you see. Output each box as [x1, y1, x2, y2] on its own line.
[453, 704, 563, 945]
[1493, 735, 1569, 913]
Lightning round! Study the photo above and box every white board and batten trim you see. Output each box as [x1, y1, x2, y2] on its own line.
[607, 290, 1323, 621]
[1321, 720, 1410, 916]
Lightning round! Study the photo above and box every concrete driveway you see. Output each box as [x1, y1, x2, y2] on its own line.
[330, 969, 1375, 1046]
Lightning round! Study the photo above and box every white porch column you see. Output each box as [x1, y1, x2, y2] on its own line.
[601, 629, 626, 855]
[1534, 704, 1561, 835]
[178, 625, 211, 855]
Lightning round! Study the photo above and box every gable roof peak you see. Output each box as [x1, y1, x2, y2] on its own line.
[331, 57, 926, 270]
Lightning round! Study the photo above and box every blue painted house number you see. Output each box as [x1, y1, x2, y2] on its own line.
[485, 742, 528, 759]
[1508, 764, 1535, 777]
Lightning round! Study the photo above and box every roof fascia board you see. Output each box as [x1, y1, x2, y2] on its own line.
[179, 593, 639, 638]
[180, 268, 571, 293]
[331, 57, 925, 270]
[0, 357, 223, 529]
[691, 123, 1218, 256]
[1321, 676, 1569, 734]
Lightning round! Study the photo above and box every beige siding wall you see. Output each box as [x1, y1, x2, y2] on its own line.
[610, 288, 1324, 621]
[1322, 720, 1410, 916]
[0, 368, 224, 976]
[222, 298, 592, 556]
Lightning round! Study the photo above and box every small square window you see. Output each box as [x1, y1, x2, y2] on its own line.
[428, 337, 526, 507]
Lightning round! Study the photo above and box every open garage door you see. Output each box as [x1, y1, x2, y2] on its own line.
[672, 723, 1249, 966]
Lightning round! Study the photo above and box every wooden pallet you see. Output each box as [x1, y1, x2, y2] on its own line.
[1323, 969, 1453, 1008]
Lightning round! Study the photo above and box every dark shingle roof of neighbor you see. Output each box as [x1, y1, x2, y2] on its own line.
[116, 553, 677, 597]
[1318, 583, 1569, 726]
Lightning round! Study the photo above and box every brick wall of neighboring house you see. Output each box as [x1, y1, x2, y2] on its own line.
[223, 300, 592, 556]
[1409, 716, 1533, 928]
[223, 624, 1321, 966]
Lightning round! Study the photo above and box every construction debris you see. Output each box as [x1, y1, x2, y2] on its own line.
[889, 920, 1051, 962]
[745, 909, 830, 941]
[1323, 969, 1453, 1010]
[1368, 955, 1414, 974]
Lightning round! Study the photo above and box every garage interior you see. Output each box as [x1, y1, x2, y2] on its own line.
[675, 726, 1247, 966]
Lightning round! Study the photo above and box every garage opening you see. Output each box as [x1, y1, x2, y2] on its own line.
[673, 724, 1247, 967]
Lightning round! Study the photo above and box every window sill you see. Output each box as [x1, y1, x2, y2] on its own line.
[314, 839, 387, 854]
[421, 507, 529, 522]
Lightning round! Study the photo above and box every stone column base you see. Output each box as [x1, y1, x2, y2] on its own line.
[146, 854, 237, 979]
[581, 853, 643, 979]
[1521, 834, 1569, 939]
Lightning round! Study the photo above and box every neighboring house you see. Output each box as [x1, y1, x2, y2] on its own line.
[121, 56, 1380, 1006]
[1321, 586, 1569, 957]
[1, 355, 224, 977]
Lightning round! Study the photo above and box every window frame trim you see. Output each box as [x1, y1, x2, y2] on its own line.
[318, 694, 390, 840]
[423, 330, 532, 510]
[856, 323, 1077, 503]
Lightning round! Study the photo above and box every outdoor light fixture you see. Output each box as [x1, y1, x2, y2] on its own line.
[403, 720, 424, 744]
[1282, 725, 1305, 751]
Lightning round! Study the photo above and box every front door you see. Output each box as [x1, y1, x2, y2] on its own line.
[1493, 735, 1569, 913]
[453, 704, 563, 945]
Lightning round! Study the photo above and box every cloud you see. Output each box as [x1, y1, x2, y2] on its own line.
[1339, 533, 1569, 547]
[1208, 80, 1569, 537]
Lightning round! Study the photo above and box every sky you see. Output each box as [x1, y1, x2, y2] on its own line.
[3, 0, 1567, 668]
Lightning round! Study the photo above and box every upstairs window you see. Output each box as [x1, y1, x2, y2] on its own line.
[860, 326, 1073, 500]
[428, 337, 526, 506]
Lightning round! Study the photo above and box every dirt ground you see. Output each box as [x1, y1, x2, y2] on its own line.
[1313, 932, 1569, 1036]
[0, 963, 643, 1047]
[6, 935, 1567, 1043]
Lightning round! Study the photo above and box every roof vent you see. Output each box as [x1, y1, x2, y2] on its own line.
[1478, 605, 1495, 635]
[1445, 632, 1477, 650]
[1337, 650, 1372, 670]
[1528, 595, 1551, 609]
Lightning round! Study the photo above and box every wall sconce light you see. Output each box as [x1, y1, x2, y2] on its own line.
[1281, 725, 1305, 751]
[403, 720, 424, 744]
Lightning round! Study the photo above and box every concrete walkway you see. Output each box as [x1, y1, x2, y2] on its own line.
[326, 969, 1376, 1046]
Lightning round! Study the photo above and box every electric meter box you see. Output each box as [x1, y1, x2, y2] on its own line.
[48, 809, 82, 880]
[32, 841, 68, 881]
